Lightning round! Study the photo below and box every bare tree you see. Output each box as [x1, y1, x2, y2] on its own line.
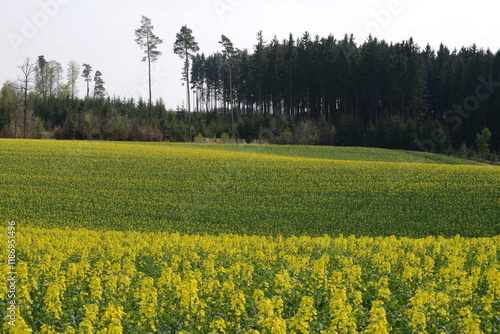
[17, 57, 35, 139]
[67, 60, 80, 99]
[50, 61, 64, 98]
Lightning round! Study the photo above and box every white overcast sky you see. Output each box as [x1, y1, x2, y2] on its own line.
[1, 0, 499, 109]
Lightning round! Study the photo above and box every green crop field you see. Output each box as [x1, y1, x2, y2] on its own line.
[1, 139, 498, 237]
[1, 139, 500, 333]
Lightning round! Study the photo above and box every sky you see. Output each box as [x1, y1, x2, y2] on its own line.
[1, 0, 500, 110]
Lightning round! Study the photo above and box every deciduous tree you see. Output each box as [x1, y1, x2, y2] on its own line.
[476, 127, 491, 156]
[67, 60, 80, 99]
[17, 57, 35, 138]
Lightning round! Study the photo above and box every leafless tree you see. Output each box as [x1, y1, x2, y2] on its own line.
[17, 57, 35, 139]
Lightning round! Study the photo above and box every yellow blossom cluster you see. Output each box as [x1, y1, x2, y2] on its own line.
[1, 228, 499, 333]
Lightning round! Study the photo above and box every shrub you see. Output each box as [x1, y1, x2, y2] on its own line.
[294, 120, 318, 145]
[476, 127, 491, 157]
[34, 117, 43, 139]
[221, 132, 230, 143]
[195, 132, 204, 143]
[273, 128, 293, 145]
[460, 142, 468, 158]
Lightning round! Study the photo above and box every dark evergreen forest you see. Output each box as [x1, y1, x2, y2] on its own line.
[2, 32, 499, 156]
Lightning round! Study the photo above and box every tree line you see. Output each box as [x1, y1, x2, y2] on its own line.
[188, 32, 500, 154]
[1, 17, 499, 155]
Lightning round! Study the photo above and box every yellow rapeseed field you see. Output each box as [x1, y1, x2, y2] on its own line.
[2, 228, 500, 333]
[1, 139, 499, 237]
[1, 139, 499, 332]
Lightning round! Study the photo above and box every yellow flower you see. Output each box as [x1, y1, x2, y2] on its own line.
[3, 314, 32, 334]
[209, 317, 226, 334]
[364, 301, 391, 334]
[289, 296, 317, 334]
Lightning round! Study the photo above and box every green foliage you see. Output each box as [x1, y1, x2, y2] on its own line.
[0, 84, 12, 131]
[220, 132, 230, 143]
[34, 116, 43, 139]
[294, 120, 318, 145]
[274, 128, 293, 145]
[337, 116, 363, 146]
[460, 142, 469, 157]
[194, 132, 204, 143]
[81, 63, 93, 99]
[237, 114, 262, 142]
[93, 70, 105, 99]
[135, 15, 163, 130]
[476, 127, 491, 156]
[173, 24, 199, 140]
[3, 32, 500, 154]
[135, 16, 163, 63]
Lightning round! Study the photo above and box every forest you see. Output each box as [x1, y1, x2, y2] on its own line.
[1, 30, 500, 157]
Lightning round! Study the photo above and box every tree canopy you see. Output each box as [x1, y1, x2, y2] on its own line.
[1, 29, 500, 156]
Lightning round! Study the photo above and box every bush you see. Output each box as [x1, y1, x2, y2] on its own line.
[365, 123, 377, 147]
[486, 153, 495, 162]
[273, 128, 293, 145]
[337, 116, 363, 146]
[460, 142, 468, 158]
[294, 120, 318, 145]
[237, 115, 261, 142]
[195, 132, 204, 143]
[476, 127, 491, 157]
[34, 117, 43, 139]
[258, 127, 274, 143]
[221, 132, 230, 143]
[150, 129, 164, 142]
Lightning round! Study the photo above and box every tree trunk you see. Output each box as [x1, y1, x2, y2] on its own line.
[23, 80, 28, 139]
[148, 52, 152, 132]
[229, 62, 233, 137]
[186, 52, 192, 141]
[289, 70, 293, 115]
[14, 105, 18, 139]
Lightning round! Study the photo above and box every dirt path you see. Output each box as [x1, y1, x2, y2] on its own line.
[475, 162, 495, 167]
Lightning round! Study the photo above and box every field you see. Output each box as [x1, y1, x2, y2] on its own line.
[1, 140, 499, 237]
[1, 139, 500, 333]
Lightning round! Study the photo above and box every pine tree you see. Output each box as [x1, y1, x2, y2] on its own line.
[220, 34, 237, 136]
[93, 71, 105, 99]
[174, 25, 199, 141]
[135, 15, 163, 131]
[81, 64, 93, 99]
